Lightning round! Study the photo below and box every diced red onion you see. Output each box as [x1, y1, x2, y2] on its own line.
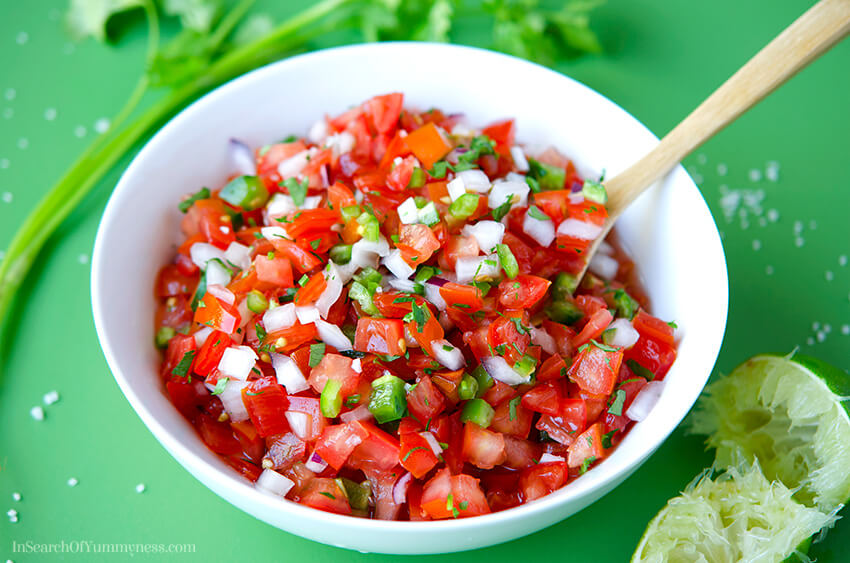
[224, 241, 251, 271]
[193, 326, 214, 347]
[315, 319, 352, 351]
[189, 242, 226, 269]
[316, 262, 343, 318]
[263, 303, 296, 333]
[382, 249, 415, 279]
[218, 379, 249, 422]
[589, 252, 619, 281]
[626, 381, 665, 422]
[256, 468, 295, 497]
[432, 339, 465, 370]
[556, 218, 604, 240]
[539, 453, 565, 464]
[570, 181, 584, 193]
[284, 411, 310, 440]
[510, 146, 529, 172]
[456, 169, 491, 193]
[607, 318, 640, 349]
[462, 220, 505, 254]
[488, 180, 529, 209]
[295, 305, 320, 324]
[271, 353, 309, 394]
[530, 327, 557, 355]
[206, 284, 235, 306]
[482, 356, 530, 385]
[305, 451, 328, 473]
[425, 276, 450, 288]
[392, 471, 413, 505]
[420, 431, 442, 457]
[340, 403, 373, 423]
[229, 138, 257, 176]
[523, 211, 555, 247]
[217, 346, 258, 381]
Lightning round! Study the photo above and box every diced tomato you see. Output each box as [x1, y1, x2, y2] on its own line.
[543, 320, 577, 356]
[501, 232, 534, 274]
[162, 333, 197, 378]
[521, 382, 562, 416]
[386, 155, 419, 192]
[327, 181, 357, 211]
[166, 379, 209, 420]
[195, 413, 241, 455]
[440, 282, 484, 312]
[503, 436, 541, 470]
[307, 354, 359, 397]
[603, 377, 646, 434]
[362, 465, 403, 520]
[354, 317, 406, 356]
[398, 224, 440, 265]
[301, 478, 352, 515]
[569, 344, 622, 395]
[399, 431, 440, 478]
[624, 335, 677, 380]
[489, 397, 534, 438]
[262, 322, 318, 354]
[364, 92, 403, 134]
[270, 238, 322, 273]
[182, 199, 236, 249]
[430, 369, 464, 404]
[193, 293, 241, 334]
[347, 421, 401, 471]
[193, 330, 231, 376]
[155, 264, 197, 297]
[575, 295, 607, 317]
[313, 422, 370, 470]
[284, 209, 341, 239]
[487, 314, 531, 363]
[567, 422, 605, 469]
[242, 378, 290, 437]
[438, 235, 479, 271]
[294, 272, 327, 306]
[461, 422, 506, 470]
[225, 456, 263, 482]
[264, 432, 307, 471]
[537, 354, 568, 382]
[520, 461, 568, 501]
[405, 304, 444, 356]
[571, 308, 613, 348]
[156, 294, 194, 330]
[287, 396, 327, 442]
[497, 274, 550, 309]
[378, 130, 411, 170]
[481, 119, 515, 156]
[404, 122, 452, 169]
[231, 420, 265, 463]
[421, 468, 490, 519]
[481, 380, 516, 407]
[406, 375, 446, 423]
[633, 311, 676, 346]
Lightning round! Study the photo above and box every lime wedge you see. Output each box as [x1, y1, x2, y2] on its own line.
[689, 352, 850, 511]
[631, 464, 836, 563]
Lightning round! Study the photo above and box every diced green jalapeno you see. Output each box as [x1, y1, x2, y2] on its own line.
[408, 167, 426, 188]
[513, 353, 538, 378]
[495, 243, 518, 279]
[527, 158, 566, 190]
[341, 205, 361, 221]
[354, 267, 382, 286]
[458, 373, 479, 401]
[613, 289, 639, 320]
[460, 398, 495, 428]
[220, 175, 269, 211]
[155, 326, 176, 349]
[417, 201, 440, 226]
[414, 266, 440, 283]
[349, 281, 380, 316]
[545, 299, 585, 325]
[336, 478, 371, 511]
[448, 193, 479, 219]
[471, 364, 494, 398]
[320, 378, 343, 418]
[246, 290, 269, 314]
[368, 374, 407, 423]
[329, 244, 353, 265]
[582, 179, 608, 204]
[356, 212, 380, 242]
[552, 272, 578, 300]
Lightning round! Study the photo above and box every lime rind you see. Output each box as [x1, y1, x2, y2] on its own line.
[689, 354, 850, 511]
[631, 463, 837, 563]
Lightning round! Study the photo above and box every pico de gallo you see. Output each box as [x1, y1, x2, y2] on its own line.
[153, 92, 678, 520]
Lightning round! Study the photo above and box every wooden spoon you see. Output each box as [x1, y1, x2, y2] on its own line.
[576, 0, 850, 286]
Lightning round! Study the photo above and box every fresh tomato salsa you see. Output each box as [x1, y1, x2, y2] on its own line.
[153, 93, 678, 520]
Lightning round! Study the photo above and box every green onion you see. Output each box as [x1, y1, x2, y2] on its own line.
[527, 158, 566, 190]
[581, 179, 608, 204]
[246, 290, 269, 314]
[457, 373, 479, 401]
[448, 193, 479, 219]
[178, 187, 210, 213]
[368, 374, 407, 424]
[220, 175, 269, 211]
[460, 398, 495, 428]
[495, 243, 518, 279]
[155, 326, 176, 349]
[320, 378, 343, 418]
[471, 364, 494, 398]
[329, 244, 353, 265]
[545, 299, 584, 325]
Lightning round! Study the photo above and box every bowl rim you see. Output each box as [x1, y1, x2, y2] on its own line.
[92, 41, 728, 536]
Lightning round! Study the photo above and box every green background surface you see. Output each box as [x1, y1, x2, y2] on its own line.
[1, 0, 849, 561]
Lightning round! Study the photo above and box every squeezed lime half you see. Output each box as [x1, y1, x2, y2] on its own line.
[688, 352, 850, 511]
[631, 464, 836, 563]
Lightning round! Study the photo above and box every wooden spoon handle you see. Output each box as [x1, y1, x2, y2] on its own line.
[604, 0, 850, 216]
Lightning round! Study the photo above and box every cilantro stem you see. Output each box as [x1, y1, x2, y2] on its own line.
[0, 0, 352, 333]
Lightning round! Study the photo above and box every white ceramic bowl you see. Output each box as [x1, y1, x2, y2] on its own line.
[91, 43, 728, 554]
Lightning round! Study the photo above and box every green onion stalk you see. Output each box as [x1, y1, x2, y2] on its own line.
[0, 0, 351, 335]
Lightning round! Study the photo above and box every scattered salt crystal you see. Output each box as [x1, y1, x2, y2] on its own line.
[766, 163, 780, 182]
[806, 337, 815, 346]
[809, 220, 817, 230]
[842, 325, 850, 335]
[2, 108, 12, 119]
[16, 32, 29, 45]
[78, 254, 89, 264]
[748, 169, 762, 182]
[824, 324, 832, 334]
[717, 163, 728, 176]
[11, 493, 21, 502]
[136, 483, 146, 493]
[94, 117, 110, 133]
[17, 138, 28, 150]
[63, 42, 75, 55]
[7, 509, 18, 523]
[765, 265, 774, 275]
[30, 406, 44, 421]
[816, 331, 826, 343]
[840, 255, 848, 267]
[813, 322, 821, 331]
[67, 477, 78, 487]
[825, 271, 834, 281]
[44, 107, 57, 121]
[793, 220, 803, 234]
[43, 390, 59, 405]
[2, 192, 12, 203]
[767, 208, 779, 222]
[741, 219, 749, 230]
[0, 158, 8, 169]
[697, 153, 707, 165]
[693, 173, 703, 185]
[758, 217, 767, 227]
[795, 237, 804, 248]
[73, 125, 86, 138]
[752, 240, 761, 251]
[4, 88, 15, 101]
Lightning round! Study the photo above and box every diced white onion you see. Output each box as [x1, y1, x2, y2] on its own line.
[455, 254, 500, 283]
[510, 146, 529, 172]
[284, 411, 310, 440]
[420, 431, 442, 457]
[324, 131, 355, 156]
[446, 177, 466, 201]
[530, 327, 557, 355]
[315, 262, 344, 318]
[271, 353, 309, 394]
[451, 122, 474, 136]
[263, 303, 296, 333]
[462, 220, 505, 253]
[523, 211, 555, 247]
[302, 196, 322, 210]
[229, 139, 257, 176]
[397, 197, 420, 224]
[556, 218, 603, 241]
[206, 260, 232, 287]
[488, 180, 529, 209]
[626, 381, 665, 422]
[217, 346, 258, 381]
[236, 298, 251, 331]
[438, 310, 454, 332]
[315, 318, 352, 351]
[539, 453, 565, 464]
[266, 193, 297, 219]
[206, 284, 235, 306]
[256, 469, 295, 497]
[340, 403, 373, 423]
[568, 192, 585, 204]
[607, 318, 640, 349]
[261, 225, 289, 241]
[598, 241, 615, 255]
[193, 326, 214, 347]
[224, 242, 251, 271]
[456, 169, 491, 193]
[295, 305, 320, 324]
[382, 249, 415, 279]
[351, 358, 362, 373]
[189, 242, 226, 270]
[305, 451, 328, 473]
[423, 282, 447, 311]
[589, 252, 619, 281]
[277, 148, 314, 178]
[482, 356, 531, 385]
[388, 277, 418, 293]
[218, 379, 250, 422]
[432, 339, 465, 370]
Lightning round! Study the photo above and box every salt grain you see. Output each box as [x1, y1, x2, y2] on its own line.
[30, 406, 44, 421]
[17, 138, 28, 150]
[794, 220, 803, 234]
[697, 154, 707, 165]
[813, 322, 821, 331]
[74, 125, 86, 138]
[4, 88, 15, 101]
[693, 173, 703, 185]
[842, 325, 850, 335]
[752, 239, 761, 251]
[2, 192, 13, 203]
[826, 271, 834, 281]
[3, 108, 13, 119]
[67, 477, 78, 487]
[765, 265, 774, 275]
[765, 161, 780, 182]
[824, 324, 832, 334]
[795, 237, 805, 248]
[748, 169, 762, 182]
[840, 255, 848, 267]
[94, 117, 110, 133]
[717, 163, 728, 176]
[44, 107, 57, 121]
[78, 254, 89, 265]
[43, 390, 59, 405]
[0, 159, 8, 169]
[816, 331, 826, 343]
[16, 32, 29, 45]
[136, 483, 146, 493]
[806, 337, 815, 346]
[7, 509, 18, 523]
[11, 493, 21, 502]
[767, 208, 779, 222]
